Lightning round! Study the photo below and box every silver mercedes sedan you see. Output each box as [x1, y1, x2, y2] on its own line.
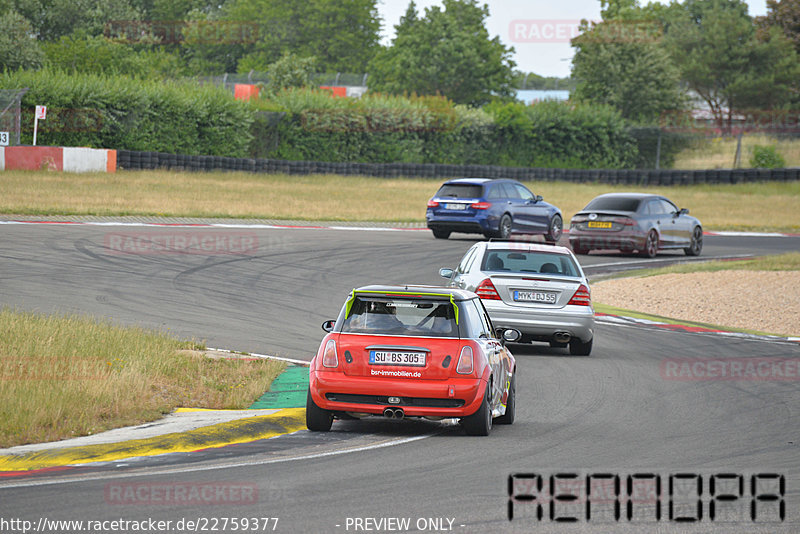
[439, 241, 595, 355]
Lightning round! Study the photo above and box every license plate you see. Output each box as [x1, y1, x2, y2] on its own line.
[587, 221, 612, 228]
[369, 350, 426, 367]
[445, 203, 467, 210]
[513, 290, 557, 304]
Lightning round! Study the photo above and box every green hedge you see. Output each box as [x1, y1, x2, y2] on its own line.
[249, 90, 637, 169]
[0, 73, 638, 168]
[0, 70, 253, 157]
[485, 100, 636, 168]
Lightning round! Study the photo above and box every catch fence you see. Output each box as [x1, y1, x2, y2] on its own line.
[0, 89, 28, 147]
[116, 150, 798, 184]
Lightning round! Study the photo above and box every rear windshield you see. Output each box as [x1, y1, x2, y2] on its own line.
[481, 250, 580, 277]
[583, 196, 642, 212]
[341, 297, 458, 337]
[435, 184, 484, 199]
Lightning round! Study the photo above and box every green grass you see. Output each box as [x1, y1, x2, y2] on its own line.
[600, 252, 800, 281]
[0, 309, 286, 448]
[1, 170, 798, 232]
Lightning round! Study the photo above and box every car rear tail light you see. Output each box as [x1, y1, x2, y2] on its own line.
[567, 284, 591, 306]
[614, 217, 636, 226]
[456, 345, 474, 374]
[475, 278, 501, 300]
[471, 202, 491, 210]
[427, 199, 439, 208]
[322, 339, 338, 368]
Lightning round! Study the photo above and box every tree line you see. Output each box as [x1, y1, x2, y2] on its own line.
[2, 0, 797, 142]
[571, 0, 800, 133]
[2, 0, 518, 106]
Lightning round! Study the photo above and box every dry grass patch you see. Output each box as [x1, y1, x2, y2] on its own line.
[0, 309, 285, 448]
[1, 170, 798, 232]
[672, 134, 800, 169]
[0, 170, 433, 222]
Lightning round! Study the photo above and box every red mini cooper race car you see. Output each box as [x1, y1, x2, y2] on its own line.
[307, 285, 519, 436]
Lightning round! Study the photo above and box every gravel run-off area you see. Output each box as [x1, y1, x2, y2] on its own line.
[592, 270, 800, 337]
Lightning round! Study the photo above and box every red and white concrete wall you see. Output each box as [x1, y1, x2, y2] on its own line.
[0, 147, 117, 173]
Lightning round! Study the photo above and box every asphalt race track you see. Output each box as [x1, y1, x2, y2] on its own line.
[1, 223, 799, 533]
[1, 224, 796, 359]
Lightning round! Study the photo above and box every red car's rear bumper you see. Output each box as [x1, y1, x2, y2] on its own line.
[310, 370, 487, 418]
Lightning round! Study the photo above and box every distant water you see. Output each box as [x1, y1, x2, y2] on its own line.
[515, 89, 570, 104]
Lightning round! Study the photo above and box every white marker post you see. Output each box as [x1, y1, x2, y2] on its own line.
[33, 105, 47, 146]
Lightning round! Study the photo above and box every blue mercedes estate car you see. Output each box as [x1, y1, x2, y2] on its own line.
[426, 178, 563, 242]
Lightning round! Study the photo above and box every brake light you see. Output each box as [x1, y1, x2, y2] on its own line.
[427, 199, 439, 208]
[456, 345, 474, 374]
[614, 217, 636, 226]
[567, 284, 591, 306]
[475, 278, 501, 300]
[471, 202, 491, 210]
[322, 339, 338, 368]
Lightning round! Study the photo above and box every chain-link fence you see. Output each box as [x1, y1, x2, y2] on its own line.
[0, 88, 28, 146]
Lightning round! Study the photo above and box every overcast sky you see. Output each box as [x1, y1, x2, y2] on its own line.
[376, 0, 769, 78]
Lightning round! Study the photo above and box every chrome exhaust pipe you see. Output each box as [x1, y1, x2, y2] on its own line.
[383, 408, 405, 419]
[554, 332, 571, 343]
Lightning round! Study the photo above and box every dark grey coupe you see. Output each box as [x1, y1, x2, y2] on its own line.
[569, 193, 703, 258]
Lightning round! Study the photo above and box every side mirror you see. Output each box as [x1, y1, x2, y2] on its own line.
[535, 195, 543, 203]
[439, 267, 454, 279]
[496, 328, 522, 344]
[679, 208, 689, 216]
[321, 320, 336, 332]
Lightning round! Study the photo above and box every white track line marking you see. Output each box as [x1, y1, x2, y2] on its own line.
[707, 231, 797, 237]
[585, 254, 755, 269]
[0, 431, 442, 489]
[207, 347, 310, 367]
[1, 220, 797, 236]
[0, 221, 424, 232]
